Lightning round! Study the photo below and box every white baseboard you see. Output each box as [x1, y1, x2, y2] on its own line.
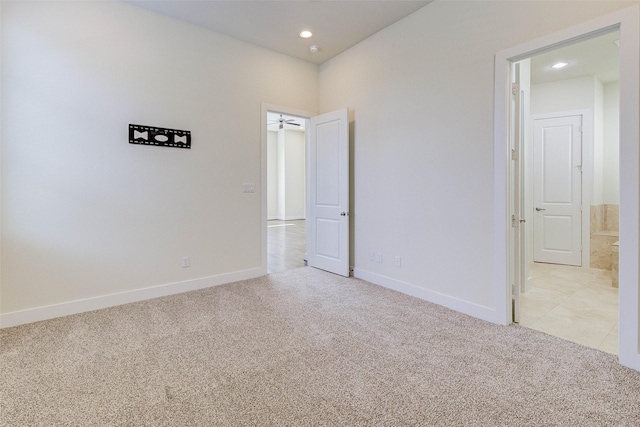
[267, 217, 305, 221]
[0, 267, 265, 329]
[353, 268, 501, 324]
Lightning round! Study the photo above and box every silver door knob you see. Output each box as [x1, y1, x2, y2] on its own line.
[340, 211, 349, 216]
[535, 207, 546, 211]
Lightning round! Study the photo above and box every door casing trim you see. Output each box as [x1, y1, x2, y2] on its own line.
[494, 6, 639, 370]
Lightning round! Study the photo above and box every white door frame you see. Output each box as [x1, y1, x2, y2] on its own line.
[494, 6, 640, 371]
[261, 103, 316, 274]
[530, 110, 592, 268]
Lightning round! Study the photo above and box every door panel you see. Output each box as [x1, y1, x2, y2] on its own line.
[511, 62, 525, 323]
[542, 126, 574, 203]
[307, 108, 349, 276]
[316, 218, 340, 258]
[533, 115, 582, 266]
[315, 122, 341, 206]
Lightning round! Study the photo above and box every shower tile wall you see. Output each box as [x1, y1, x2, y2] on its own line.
[590, 204, 619, 270]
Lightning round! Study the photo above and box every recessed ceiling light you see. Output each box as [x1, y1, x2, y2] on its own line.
[299, 30, 312, 39]
[550, 61, 570, 69]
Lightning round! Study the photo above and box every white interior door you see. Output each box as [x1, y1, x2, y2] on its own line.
[307, 108, 349, 276]
[511, 63, 526, 323]
[533, 114, 582, 266]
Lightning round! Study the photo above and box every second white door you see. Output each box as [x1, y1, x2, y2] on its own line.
[307, 108, 350, 277]
[533, 114, 583, 266]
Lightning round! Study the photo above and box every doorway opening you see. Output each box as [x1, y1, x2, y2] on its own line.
[511, 30, 621, 354]
[261, 104, 351, 278]
[266, 111, 308, 273]
[495, 6, 640, 370]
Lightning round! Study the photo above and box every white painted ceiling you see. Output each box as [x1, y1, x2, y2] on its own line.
[530, 30, 620, 85]
[124, 0, 431, 65]
[124, 1, 617, 81]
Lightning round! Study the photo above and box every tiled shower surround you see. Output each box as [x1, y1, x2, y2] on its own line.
[590, 204, 619, 272]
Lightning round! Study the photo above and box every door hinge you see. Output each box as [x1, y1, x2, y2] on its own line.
[512, 83, 520, 94]
[511, 215, 525, 227]
[511, 149, 518, 161]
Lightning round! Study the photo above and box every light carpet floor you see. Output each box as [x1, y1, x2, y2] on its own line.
[2, 267, 640, 426]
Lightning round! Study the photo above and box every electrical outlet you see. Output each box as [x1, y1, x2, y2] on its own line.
[376, 253, 383, 263]
[181, 256, 190, 268]
[370, 252, 375, 261]
[395, 256, 402, 267]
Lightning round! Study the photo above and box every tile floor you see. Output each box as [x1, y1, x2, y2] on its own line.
[267, 220, 306, 274]
[520, 262, 618, 355]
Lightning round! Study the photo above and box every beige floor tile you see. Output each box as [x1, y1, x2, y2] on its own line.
[530, 316, 610, 348]
[531, 277, 583, 295]
[545, 304, 617, 333]
[573, 286, 618, 303]
[599, 329, 619, 355]
[520, 287, 568, 312]
[582, 280, 614, 291]
[521, 263, 618, 355]
[555, 294, 618, 323]
[518, 310, 544, 327]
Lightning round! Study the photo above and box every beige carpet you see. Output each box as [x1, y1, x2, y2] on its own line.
[1, 267, 640, 426]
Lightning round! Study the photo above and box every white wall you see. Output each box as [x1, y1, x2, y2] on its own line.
[267, 129, 306, 220]
[267, 131, 278, 219]
[531, 76, 599, 114]
[595, 78, 605, 206]
[277, 130, 287, 218]
[284, 131, 306, 220]
[318, 0, 633, 318]
[0, 1, 319, 320]
[1, 0, 634, 328]
[603, 82, 620, 204]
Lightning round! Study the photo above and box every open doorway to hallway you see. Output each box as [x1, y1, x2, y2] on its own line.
[514, 30, 620, 354]
[266, 111, 308, 273]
